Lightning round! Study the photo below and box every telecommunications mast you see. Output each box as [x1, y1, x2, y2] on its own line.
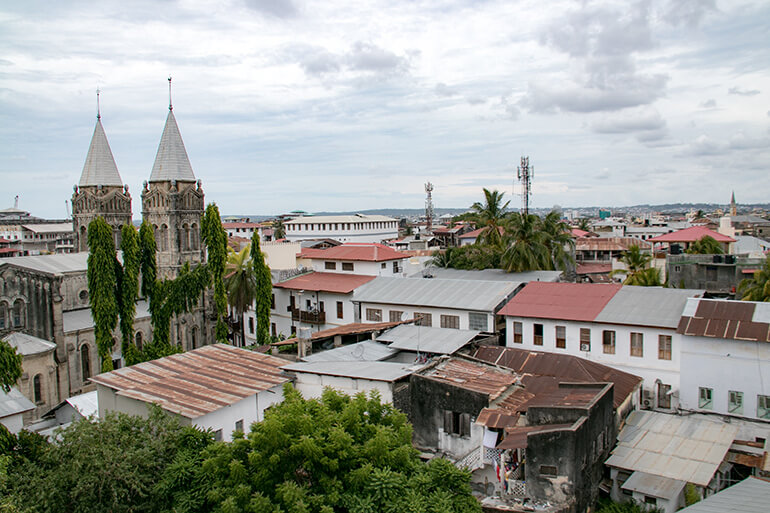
[425, 182, 434, 233]
[517, 157, 533, 215]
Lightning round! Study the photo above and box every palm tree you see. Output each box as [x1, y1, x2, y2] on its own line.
[224, 246, 256, 346]
[501, 213, 550, 272]
[611, 245, 657, 285]
[576, 218, 591, 232]
[686, 235, 724, 254]
[273, 219, 286, 240]
[429, 247, 455, 268]
[471, 188, 509, 248]
[625, 267, 663, 287]
[738, 256, 770, 301]
[542, 210, 576, 271]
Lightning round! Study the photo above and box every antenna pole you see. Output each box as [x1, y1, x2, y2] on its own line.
[425, 182, 434, 233]
[96, 87, 101, 119]
[517, 156, 533, 215]
[168, 76, 173, 111]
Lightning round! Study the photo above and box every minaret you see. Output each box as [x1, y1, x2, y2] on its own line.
[729, 191, 737, 217]
[71, 90, 132, 252]
[141, 78, 205, 278]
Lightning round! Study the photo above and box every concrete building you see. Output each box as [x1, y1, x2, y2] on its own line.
[2, 332, 58, 423]
[297, 243, 408, 277]
[91, 344, 289, 442]
[285, 214, 398, 243]
[667, 253, 765, 296]
[649, 226, 736, 254]
[0, 388, 35, 434]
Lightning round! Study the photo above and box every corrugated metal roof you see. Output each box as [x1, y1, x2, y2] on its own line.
[377, 325, 479, 354]
[301, 340, 398, 363]
[274, 271, 375, 294]
[90, 344, 289, 419]
[605, 410, 738, 487]
[299, 243, 406, 262]
[595, 287, 704, 329]
[498, 282, 622, 321]
[149, 110, 196, 182]
[2, 332, 57, 356]
[648, 226, 735, 243]
[620, 471, 686, 499]
[419, 357, 516, 400]
[678, 476, 770, 513]
[282, 361, 414, 382]
[353, 277, 521, 312]
[677, 298, 770, 343]
[0, 387, 35, 418]
[476, 408, 519, 429]
[0, 252, 88, 275]
[63, 300, 150, 333]
[21, 223, 75, 234]
[277, 320, 413, 345]
[409, 268, 561, 283]
[66, 390, 98, 418]
[497, 423, 574, 449]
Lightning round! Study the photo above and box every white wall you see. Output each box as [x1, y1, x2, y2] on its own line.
[439, 421, 484, 460]
[307, 258, 406, 277]
[292, 372, 395, 403]
[505, 317, 681, 408]
[0, 412, 24, 434]
[357, 301, 494, 332]
[261, 242, 301, 270]
[680, 335, 770, 420]
[285, 220, 399, 243]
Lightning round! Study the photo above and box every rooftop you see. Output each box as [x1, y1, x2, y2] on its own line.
[594, 286, 704, 329]
[648, 226, 735, 243]
[21, 223, 75, 234]
[273, 271, 375, 294]
[677, 298, 770, 343]
[0, 252, 89, 275]
[498, 282, 621, 321]
[63, 301, 150, 333]
[678, 476, 770, 513]
[377, 324, 480, 354]
[410, 268, 561, 283]
[0, 387, 35, 418]
[301, 340, 398, 363]
[419, 357, 516, 400]
[286, 214, 396, 225]
[2, 332, 57, 356]
[299, 243, 406, 262]
[282, 360, 414, 382]
[78, 118, 123, 187]
[149, 110, 196, 182]
[90, 344, 289, 419]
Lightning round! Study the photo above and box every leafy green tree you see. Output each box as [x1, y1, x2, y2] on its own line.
[576, 218, 591, 232]
[86, 217, 119, 372]
[225, 246, 255, 346]
[119, 224, 142, 366]
[139, 221, 157, 300]
[471, 188, 509, 248]
[251, 233, 272, 345]
[738, 255, 770, 301]
[625, 267, 663, 287]
[0, 339, 22, 393]
[501, 212, 550, 272]
[199, 385, 481, 513]
[686, 235, 724, 254]
[541, 210, 575, 271]
[272, 219, 285, 240]
[611, 245, 660, 286]
[429, 248, 455, 268]
[202, 204, 229, 343]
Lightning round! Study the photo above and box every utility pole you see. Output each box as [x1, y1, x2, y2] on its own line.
[517, 157, 533, 215]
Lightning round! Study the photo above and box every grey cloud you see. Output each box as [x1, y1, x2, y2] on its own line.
[345, 42, 409, 73]
[243, 0, 298, 18]
[635, 129, 668, 144]
[592, 109, 666, 134]
[728, 133, 769, 150]
[289, 42, 411, 78]
[466, 96, 486, 105]
[728, 87, 760, 96]
[297, 48, 341, 75]
[662, 0, 717, 28]
[699, 99, 717, 108]
[434, 83, 459, 97]
[683, 135, 724, 156]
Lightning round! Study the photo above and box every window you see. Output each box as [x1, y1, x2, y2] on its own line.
[440, 315, 460, 329]
[271, 294, 275, 309]
[699, 387, 713, 409]
[392, 261, 400, 273]
[658, 335, 672, 360]
[443, 410, 471, 437]
[191, 327, 198, 349]
[728, 391, 743, 415]
[602, 330, 616, 354]
[469, 312, 487, 331]
[79, 289, 88, 302]
[644, 496, 657, 506]
[80, 345, 91, 380]
[389, 310, 403, 323]
[33, 374, 42, 404]
[539, 465, 558, 477]
[555, 326, 566, 349]
[342, 262, 354, 271]
[249, 317, 255, 334]
[337, 301, 344, 319]
[325, 261, 336, 270]
[658, 383, 671, 409]
[135, 332, 143, 351]
[415, 312, 432, 327]
[366, 308, 382, 322]
[235, 419, 244, 433]
[112, 359, 121, 370]
[630, 332, 643, 357]
[214, 429, 223, 442]
[513, 321, 523, 343]
[758, 395, 770, 419]
[381, 262, 387, 269]
[271, 323, 276, 337]
[533, 323, 543, 345]
[0, 302, 7, 329]
[319, 301, 325, 313]
[289, 295, 295, 312]
[12, 299, 24, 328]
[580, 328, 591, 351]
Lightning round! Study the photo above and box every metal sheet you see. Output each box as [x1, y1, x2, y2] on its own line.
[282, 360, 414, 382]
[621, 471, 686, 500]
[302, 340, 398, 362]
[377, 325, 479, 354]
[594, 286, 703, 329]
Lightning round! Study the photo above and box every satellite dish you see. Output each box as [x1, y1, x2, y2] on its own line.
[352, 344, 365, 360]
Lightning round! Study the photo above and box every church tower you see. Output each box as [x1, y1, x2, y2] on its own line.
[71, 95, 132, 252]
[141, 80, 205, 279]
[729, 191, 737, 217]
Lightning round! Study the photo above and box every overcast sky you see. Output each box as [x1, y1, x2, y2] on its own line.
[1, 0, 768, 218]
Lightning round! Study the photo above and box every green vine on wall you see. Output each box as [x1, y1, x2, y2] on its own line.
[119, 224, 141, 366]
[86, 218, 119, 372]
[202, 204, 228, 343]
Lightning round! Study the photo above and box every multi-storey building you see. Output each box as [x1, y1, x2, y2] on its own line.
[284, 214, 399, 243]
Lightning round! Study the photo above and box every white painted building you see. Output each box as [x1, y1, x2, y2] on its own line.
[352, 276, 523, 333]
[91, 344, 289, 442]
[499, 282, 703, 410]
[285, 214, 399, 243]
[297, 243, 408, 277]
[0, 388, 35, 434]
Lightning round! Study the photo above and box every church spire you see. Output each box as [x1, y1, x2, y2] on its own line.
[78, 95, 123, 187]
[730, 190, 737, 217]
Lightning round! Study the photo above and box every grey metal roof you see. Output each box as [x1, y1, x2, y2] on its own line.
[410, 268, 561, 283]
[621, 471, 685, 500]
[0, 252, 88, 275]
[606, 410, 738, 487]
[594, 286, 704, 328]
[78, 118, 123, 187]
[678, 476, 770, 513]
[21, 223, 75, 234]
[377, 324, 479, 354]
[282, 361, 414, 382]
[2, 332, 56, 356]
[149, 110, 196, 182]
[353, 277, 521, 312]
[63, 300, 150, 333]
[301, 340, 398, 363]
[66, 390, 98, 418]
[0, 387, 35, 418]
[286, 214, 396, 225]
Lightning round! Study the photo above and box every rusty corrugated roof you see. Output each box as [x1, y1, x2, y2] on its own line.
[420, 357, 516, 400]
[677, 298, 770, 343]
[476, 408, 520, 429]
[497, 423, 574, 449]
[90, 344, 289, 419]
[497, 281, 622, 321]
[274, 271, 376, 293]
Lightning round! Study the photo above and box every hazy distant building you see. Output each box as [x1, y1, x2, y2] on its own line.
[284, 214, 399, 243]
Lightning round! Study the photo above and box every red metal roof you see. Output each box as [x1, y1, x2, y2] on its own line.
[571, 228, 590, 237]
[90, 344, 289, 419]
[298, 243, 406, 262]
[648, 226, 735, 243]
[222, 222, 261, 229]
[273, 271, 375, 294]
[576, 263, 612, 275]
[498, 282, 622, 321]
[458, 226, 503, 239]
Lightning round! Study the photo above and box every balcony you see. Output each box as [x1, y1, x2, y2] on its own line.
[291, 308, 326, 325]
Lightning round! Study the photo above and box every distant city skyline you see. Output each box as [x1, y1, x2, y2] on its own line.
[1, 0, 768, 219]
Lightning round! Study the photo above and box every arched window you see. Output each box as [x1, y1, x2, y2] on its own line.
[191, 326, 198, 350]
[33, 374, 42, 404]
[135, 331, 143, 351]
[160, 225, 168, 252]
[12, 299, 25, 327]
[191, 223, 199, 250]
[0, 301, 7, 330]
[183, 224, 190, 251]
[81, 345, 91, 380]
[80, 226, 88, 252]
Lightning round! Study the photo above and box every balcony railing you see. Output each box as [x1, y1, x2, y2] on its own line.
[291, 308, 326, 325]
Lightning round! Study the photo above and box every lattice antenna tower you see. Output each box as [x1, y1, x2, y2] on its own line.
[425, 182, 434, 233]
[517, 156, 533, 215]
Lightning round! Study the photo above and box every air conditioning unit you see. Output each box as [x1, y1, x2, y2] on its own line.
[580, 343, 590, 352]
[641, 390, 654, 410]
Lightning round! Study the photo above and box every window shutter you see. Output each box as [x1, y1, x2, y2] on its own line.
[444, 410, 453, 433]
[460, 413, 471, 437]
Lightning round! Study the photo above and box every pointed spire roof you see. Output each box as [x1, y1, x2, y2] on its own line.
[149, 110, 196, 182]
[731, 191, 736, 204]
[79, 118, 123, 187]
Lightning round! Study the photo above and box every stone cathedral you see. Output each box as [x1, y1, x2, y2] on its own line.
[0, 95, 212, 422]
